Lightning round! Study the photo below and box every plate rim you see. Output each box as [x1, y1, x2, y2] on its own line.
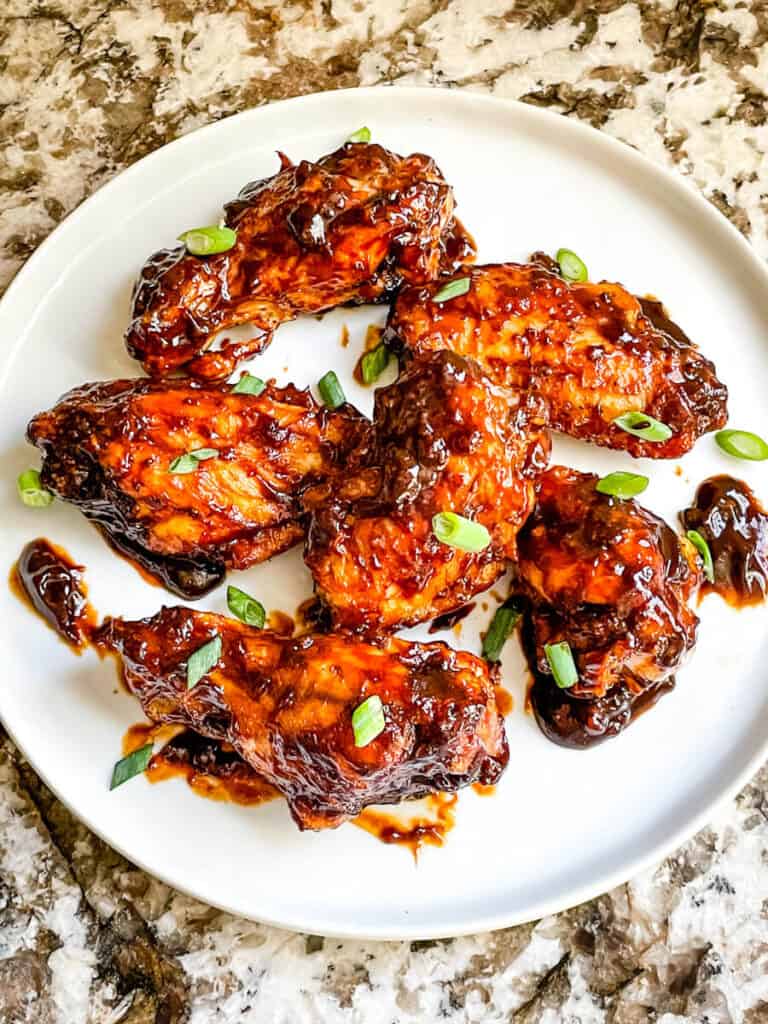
[2, 85, 767, 940]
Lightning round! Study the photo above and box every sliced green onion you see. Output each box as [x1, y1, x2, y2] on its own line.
[169, 449, 218, 473]
[433, 277, 471, 303]
[613, 411, 673, 443]
[686, 529, 715, 584]
[231, 372, 266, 396]
[544, 641, 579, 689]
[187, 634, 222, 690]
[556, 248, 588, 282]
[17, 468, 54, 508]
[110, 743, 153, 790]
[360, 341, 391, 384]
[482, 597, 524, 663]
[347, 126, 371, 143]
[227, 585, 266, 628]
[189, 448, 218, 461]
[714, 429, 768, 462]
[352, 695, 385, 747]
[595, 471, 649, 499]
[178, 226, 237, 256]
[318, 370, 346, 409]
[432, 512, 491, 553]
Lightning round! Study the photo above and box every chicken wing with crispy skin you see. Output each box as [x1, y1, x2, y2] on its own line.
[27, 377, 367, 599]
[303, 350, 550, 633]
[516, 466, 701, 747]
[126, 142, 475, 379]
[98, 606, 509, 829]
[385, 257, 727, 458]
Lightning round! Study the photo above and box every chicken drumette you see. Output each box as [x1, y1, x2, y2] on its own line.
[515, 466, 701, 747]
[27, 377, 367, 598]
[385, 257, 727, 458]
[98, 606, 509, 830]
[126, 141, 474, 379]
[303, 350, 550, 634]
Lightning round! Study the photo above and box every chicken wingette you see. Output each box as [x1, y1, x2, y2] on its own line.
[27, 377, 367, 598]
[515, 467, 701, 747]
[303, 350, 550, 633]
[98, 606, 509, 830]
[126, 141, 474, 379]
[385, 257, 727, 458]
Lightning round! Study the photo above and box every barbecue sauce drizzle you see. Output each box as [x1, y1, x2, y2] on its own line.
[12, 538, 97, 650]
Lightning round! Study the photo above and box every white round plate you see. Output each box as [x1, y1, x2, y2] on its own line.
[1, 88, 767, 940]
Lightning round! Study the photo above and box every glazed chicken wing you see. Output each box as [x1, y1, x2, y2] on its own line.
[386, 257, 727, 458]
[516, 466, 701, 747]
[27, 377, 367, 598]
[126, 142, 474, 379]
[303, 350, 550, 633]
[98, 606, 509, 829]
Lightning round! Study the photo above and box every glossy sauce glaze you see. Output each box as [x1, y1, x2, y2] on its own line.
[428, 602, 476, 633]
[682, 475, 768, 606]
[12, 539, 97, 650]
[354, 793, 457, 857]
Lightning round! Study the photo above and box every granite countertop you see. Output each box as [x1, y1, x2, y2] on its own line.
[2, 2, 768, 1022]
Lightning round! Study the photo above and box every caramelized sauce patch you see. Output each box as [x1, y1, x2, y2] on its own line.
[12, 538, 98, 650]
[682, 475, 768, 606]
[428, 602, 476, 633]
[354, 793, 457, 858]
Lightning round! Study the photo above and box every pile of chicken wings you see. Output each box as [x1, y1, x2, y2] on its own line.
[27, 139, 728, 828]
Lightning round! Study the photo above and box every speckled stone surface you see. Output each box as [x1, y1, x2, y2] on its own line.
[2, 3, 768, 1022]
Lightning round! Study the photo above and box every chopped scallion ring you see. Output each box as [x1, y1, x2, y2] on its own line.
[613, 411, 673, 443]
[169, 449, 218, 473]
[17, 468, 54, 508]
[189, 448, 218, 461]
[714, 429, 768, 462]
[482, 597, 524, 663]
[110, 743, 153, 790]
[318, 370, 346, 409]
[231, 373, 266, 396]
[360, 341, 391, 385]
[187, 634, 222, 690]
[556, 248, 588, 282]
[227, 585, 266, 628]
[595, 471, 649, 499]
[178, 226, 237, 256]
[433, 277, 471, 303]
[686, 529, 715, 584]
[544, 641, 579, 689]
[352, 695, 385, 747]
[347, 126, 371, 143]
[432, 512, 491, 553]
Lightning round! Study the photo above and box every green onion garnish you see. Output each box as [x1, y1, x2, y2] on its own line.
[433, 277, 471, 303]
[544, 641, 579, 689]
[432, 512, 491, 553]
[187, 634, 222, 690]
[613, 411, 673, 443]
[482, 597, 524, 663]
[347, 127, 371, 143]
[714, 429, 768, 462]
[231, 373, 266, 396]
[227, 585, 266, 628]
[352, 695, 385, 747]
[178, 226, 237, 256]
[17, 468, 54, 508]
[360, 341, 391, 385]
[169, 449, 219, 473]
[556, 248, 588, 282]
[110, 743, 153, 790]
[595, 471, 649, 499]
[686, 529, 715, 584]
[318, 370, 346, 409]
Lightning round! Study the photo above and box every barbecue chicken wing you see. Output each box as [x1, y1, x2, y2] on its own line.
[303, 349, 550, 633]
[385, 257, 727, 458]
[516, 466, 701, 747]
[98, 606, 509, 829]
[27, 378, 367, 598]
[126, 142, 474, 379]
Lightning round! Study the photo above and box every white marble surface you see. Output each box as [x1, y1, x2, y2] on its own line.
[1, 2, 768, 1021]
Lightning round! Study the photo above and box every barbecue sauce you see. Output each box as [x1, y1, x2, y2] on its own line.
[12, 538, 97, 650]
[682, 475, 768, 606]
[354, 793, 457, 858]
[428, 602, 476, 633]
